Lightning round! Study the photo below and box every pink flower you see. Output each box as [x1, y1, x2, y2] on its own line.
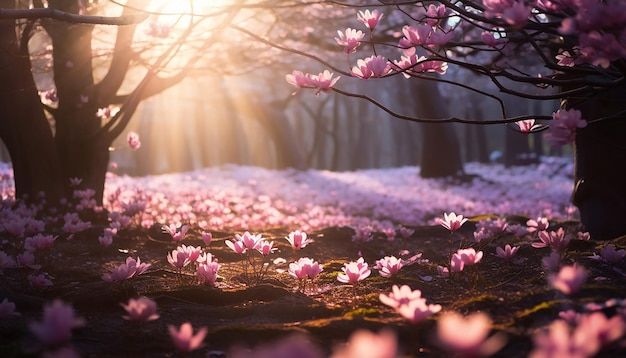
[357, 9, 383, 30]
[236, 231, 264, 250]
[425, 4, 446, 26]
[162, 224, 189, 242]
[201, 231, 212, 246]
[102, 256, 150, 282]
[555, 51, 576, 67]
[24, 233, 57, 251]
[256, 240, 277, 255]
[496, 244, 520, 260]
[437, 311, 506, 357]
[439, 212, 468, 233]
[379, 285, 441, 324]
[330, 329, 397, 358]
[308, 70, 340, 95]
[451, 248, 483, 272]
[286, 70, 315, 91]
[127, 131, 141, 150]
[527, 217, 549, 233]
[167, 248, 191, 269]
[180, 244, 202, 262]
[29, 273, 53, 287]
[121, 297, 159, 322]
[515, 119, 543, 133]
[544, 109, 587, 147]
[0, 298, 19, 319]
[29, 300, 85, 346]
[532, 228, 571, 253]
[0, 250, 16, 269]
[16, 251, 40, 269]
[392, 50, 448, 77]
[196, 258, 220, 286]
[400, 24, 432, 47]
[351, 55, 391, 79]
[168, 322, 207, 353]
[600, 245, 626, 264]
[289, 257, 323, 280]
[549, 264, 588, 295]
[502, 1, 531, 28]
[145, 20, 170, 38]
[374, 256, 404, 278]
[286, 230, 314, 250]
[334, 28, 364, 54]
[337, 257, 371, 284]
[225, 238, 247, 254]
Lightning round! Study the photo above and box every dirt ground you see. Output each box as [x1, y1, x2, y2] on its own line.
[1, 217, 626, 357]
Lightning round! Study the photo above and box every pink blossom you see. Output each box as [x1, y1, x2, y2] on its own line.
[437, 311, 506, 357]
[544, 109, 587, 147]
[549, 264, 588, 295]
[127, 132, 141, 150]
[600, 245, 626, 263]
[0, 250, 16, 269]
[392, 50, 448, 77]
[145, 20, 170, 38]
[288, 257, 323, 280]
[4, 220, 25, 237]
[29, 273, 53, 287]
[426, 4, 446, 27]
[225, 238, 247, 254]
[236, 231, 264, 250]
[102, 256, 151, 282]
[481, 31, 507, 47]
[451, 248, 483, 272]
[502, 2, 531, 28]
[379, 285, 442, 324]
[121, 297, 159, 322]
[286, 230, 314, 250]
[0, 298, 19, 319]
[515, 119, 543, 133]
[16, 251, 40, 269]
[357, 9, 383, 30]
[351, 55, 391, 79]
[527, 217, 549, 233]
[352, 225, 373, 242]
[439, 212, 468, 233]
[196, 258, 220, 286]
[335, 28, 364, 54]
[168, 322, 207, 352]
[532, 228, 571, 253]
[29, 300, 85, 347]
[375, 256, 404, 278]
[180, 244, 202, 262]
[555, 51, 576, 67]
[400, 24, 432, 47]
[330, 329, 397, 358]
[427, 29, 455, 47]
[308, 70, 340, 95]
[162, 224, 189, 242]
[397, 227, 414, 239]
[167, 248, 191, 269]
[286, 70, 315, 91]
[337, 257, 371, 284]
[201, 231, 212, 246]
[256, 240, 277, 255]
[496, 244, 520, 260]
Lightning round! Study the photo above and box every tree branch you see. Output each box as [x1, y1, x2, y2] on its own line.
[0, 8, 148, 25]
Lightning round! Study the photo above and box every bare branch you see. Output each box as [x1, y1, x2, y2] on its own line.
[0, 7, 148, 25]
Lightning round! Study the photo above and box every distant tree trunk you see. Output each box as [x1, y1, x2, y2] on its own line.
[504, 129, 538, 167]
[410, 80, 464, 178]
[571, 84, 626, 240]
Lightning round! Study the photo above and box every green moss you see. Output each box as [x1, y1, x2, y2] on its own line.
[515, 300, 567, 319]
[344, 307, 381, 318]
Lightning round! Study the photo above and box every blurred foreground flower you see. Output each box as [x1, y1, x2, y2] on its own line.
[168, 322, 207, 353]
[379, 284, 441, 324]
[30, 300, 85, 347]
[437, 311, 506, 357]
[102, 256, 150, 282]
[549, 264, 588, 295]
[331, 329, 397, 358]
[0, 298, 19, 319]
[121, 297, 159, 322]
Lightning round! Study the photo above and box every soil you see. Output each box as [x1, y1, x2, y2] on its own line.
[1, 217, 626, 357]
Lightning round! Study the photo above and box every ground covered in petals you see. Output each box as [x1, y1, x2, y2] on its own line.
[1, 158, 626, 357]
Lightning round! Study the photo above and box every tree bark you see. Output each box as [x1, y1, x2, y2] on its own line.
[571, 84, 626, 240]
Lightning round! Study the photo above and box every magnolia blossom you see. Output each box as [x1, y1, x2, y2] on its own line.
[168, 322, 207, 353]
[225, 238, 247, 254]
[167, 248, 191, 269]
[286, 70, 340, 95]
[351, 55, 391, 79]
[285, 230, 314, 250]
[334, 28, 364, 54]
[102, 256, 150, 282]
[201, 231, 212, 246]
[515, 119, 543, 133]
[555, 50, 576, 67]
[0, 251, 16, 269]
[481, 31, 507, 47]
[127, 131, 141, 150]
[437, 311, 506, 357]
[532, 227, 571, 253]
[439, 212, 468, 233]
[425, 4, 446, 26]
[379, 285, 441, 324]
[400, 24, 432, 47]
[549, 264, 588, 295]
[357, 9, 383, 30]
[375, 256, 404, 278]
[392, 49, 448, 77]
[289, 257, 323, 281]
[162, 224, 189, 242]
[121, 297, 159, 322]
[256, 240, 276, 256]
[29, 273, 53, 287]
[600, 245, 626, 263]
[544, 109, 587, 147]
[330, 329, 397, 358]
[29, 300, 85, 347]
[196, 259, 220, 286]
[337, 257, 371, 284]
[496, 244, 520, 260]
[451, 248, 483, 272]
[527, 217, 549, 233]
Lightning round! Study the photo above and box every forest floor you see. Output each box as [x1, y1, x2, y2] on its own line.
[1, 217, 626, 357]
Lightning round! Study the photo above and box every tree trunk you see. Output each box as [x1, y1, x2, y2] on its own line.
[0, 16, 65, 205]
[571, 84, 626, 240]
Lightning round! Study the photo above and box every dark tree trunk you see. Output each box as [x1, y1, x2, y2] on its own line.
[571, 84, 626, 240]
[504, 129, 538, 167]
[0, 16, 65, 204]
